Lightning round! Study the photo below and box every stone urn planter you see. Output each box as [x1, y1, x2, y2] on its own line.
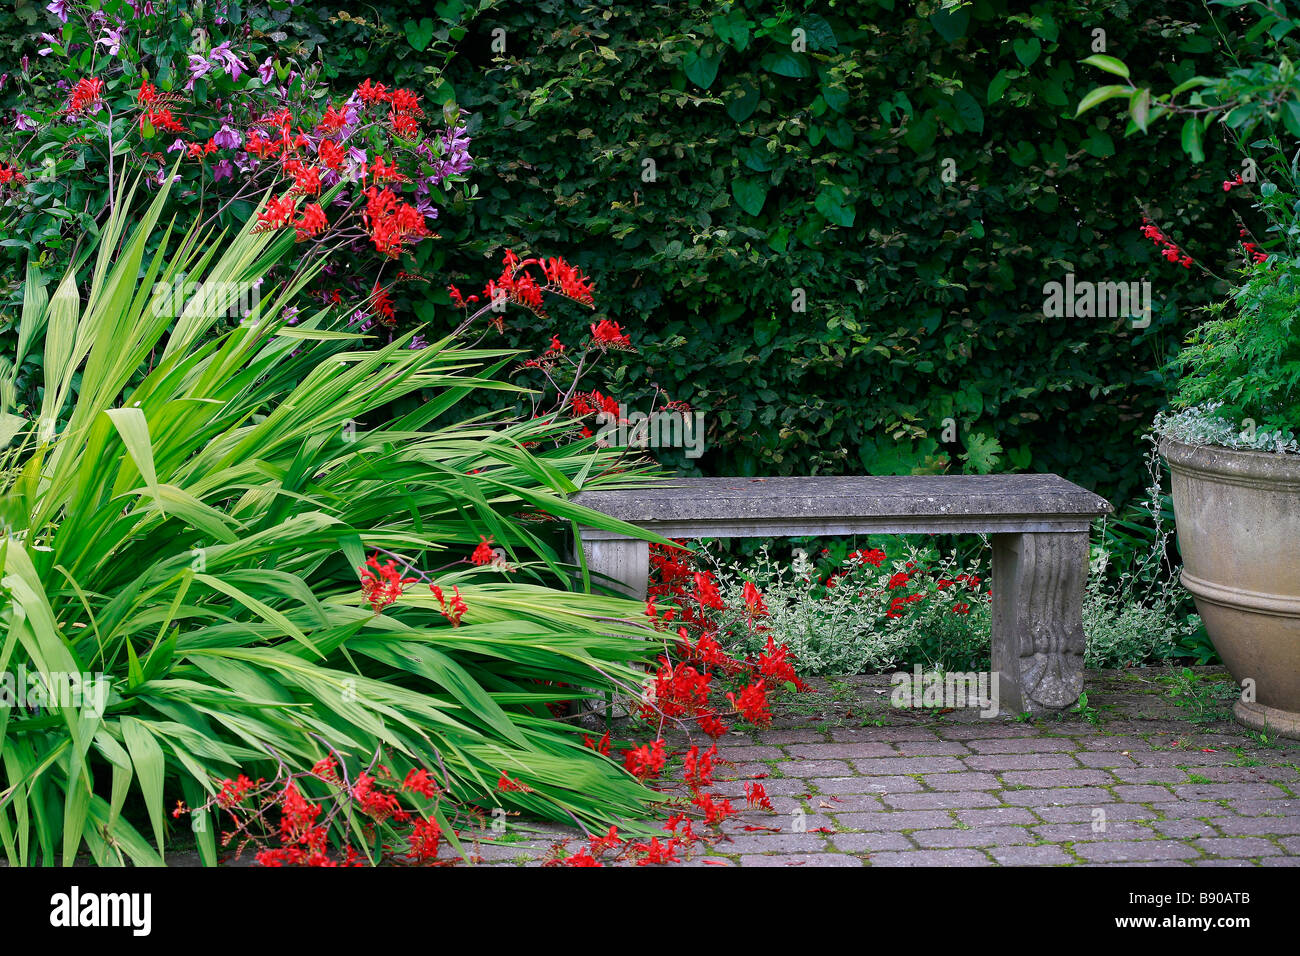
[1162, 439, 1300, 738]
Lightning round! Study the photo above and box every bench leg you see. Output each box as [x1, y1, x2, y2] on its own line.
[991, 531, 1088, 715]
[565, 534, 650, 723]
[579, 535, 650, 601]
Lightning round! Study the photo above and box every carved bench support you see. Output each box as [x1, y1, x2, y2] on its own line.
[991, 531, 1088, 715]
[578, 535, 649, 600]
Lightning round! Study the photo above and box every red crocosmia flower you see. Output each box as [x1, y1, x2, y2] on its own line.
[351, 771, 406, 824]
[745, 781, 775, 810]
[356, 79, 390, 104]
[256, 193, 298, 231]
[407, 818, 442, 862]
[245, 131, 280, 158]
[277, 782, 322, 843]
[726, 680, 772, 727]
[696, 712, 729, 738]
[563, 851, 602, 867]
[430, 584, 468, 626]
[293, 203, 328, 241]
[141, 105, 186, 133]
[691, 791, 735, 825]
[291, 164, 322, 196]
[588, 825, 621, 854]
[663, 813, 699, 845]
[67, 77, 104, 115]
[363, 186, 428, 257]
[632, 836, 679, 866]
[318, 138, 345, 170]
[388, 88, 423, 115]
[359, 552, 417, 612]
[742, 581, 768, 616]
[621, 739, 667, 780]
[402, 768, 440, 798]
[471, 535, 496, 566]
[317, 105, 349, 132]
[496, 771, 531, 792]
[682, 744, 717, 791]
[0, 163, 27, 186]
[136, 80, 159, 106]
[389, 110, 420, 138]
[691, 571, 725, 611]
[216, 774, 258, 808]
[369, 282, 396, 323]
[640, 657, 711, 721]
[541, 256, 596, 305]
[589, 319, 631, 347]
[547, 335, 565, 353]
[368, 154, 402, 184]
[583, 731, 612, 756]
[755, 635, 806, 690]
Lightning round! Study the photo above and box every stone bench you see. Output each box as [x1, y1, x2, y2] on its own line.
[572, 475, 1112, 715]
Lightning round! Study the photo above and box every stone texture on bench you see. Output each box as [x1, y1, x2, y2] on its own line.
[573, 475, 1110, 539]
[570, 474, 1113, 717]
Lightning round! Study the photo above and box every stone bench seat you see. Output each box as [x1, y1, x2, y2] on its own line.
[572, 474, 1112, 715]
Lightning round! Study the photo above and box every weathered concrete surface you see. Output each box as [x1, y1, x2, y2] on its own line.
[573, 474, 1112, 539]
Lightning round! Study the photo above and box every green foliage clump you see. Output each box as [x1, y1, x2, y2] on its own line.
[1170, 259, 1300, 444]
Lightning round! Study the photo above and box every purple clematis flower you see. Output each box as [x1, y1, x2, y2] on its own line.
[185, 54, 211, 90]
[212, 159, 235, 182]
[213, 124, 241, 149]
[97, 27, 125, 56]
[46, 1, 70, 23]
[257, 56, 275, 85]
[208, 42, 246, 82]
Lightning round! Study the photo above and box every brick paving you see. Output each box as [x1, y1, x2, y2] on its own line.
[466, 666, 1300, 867]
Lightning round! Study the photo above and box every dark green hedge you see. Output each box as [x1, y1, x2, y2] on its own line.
[426, 0, 1241, 506]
